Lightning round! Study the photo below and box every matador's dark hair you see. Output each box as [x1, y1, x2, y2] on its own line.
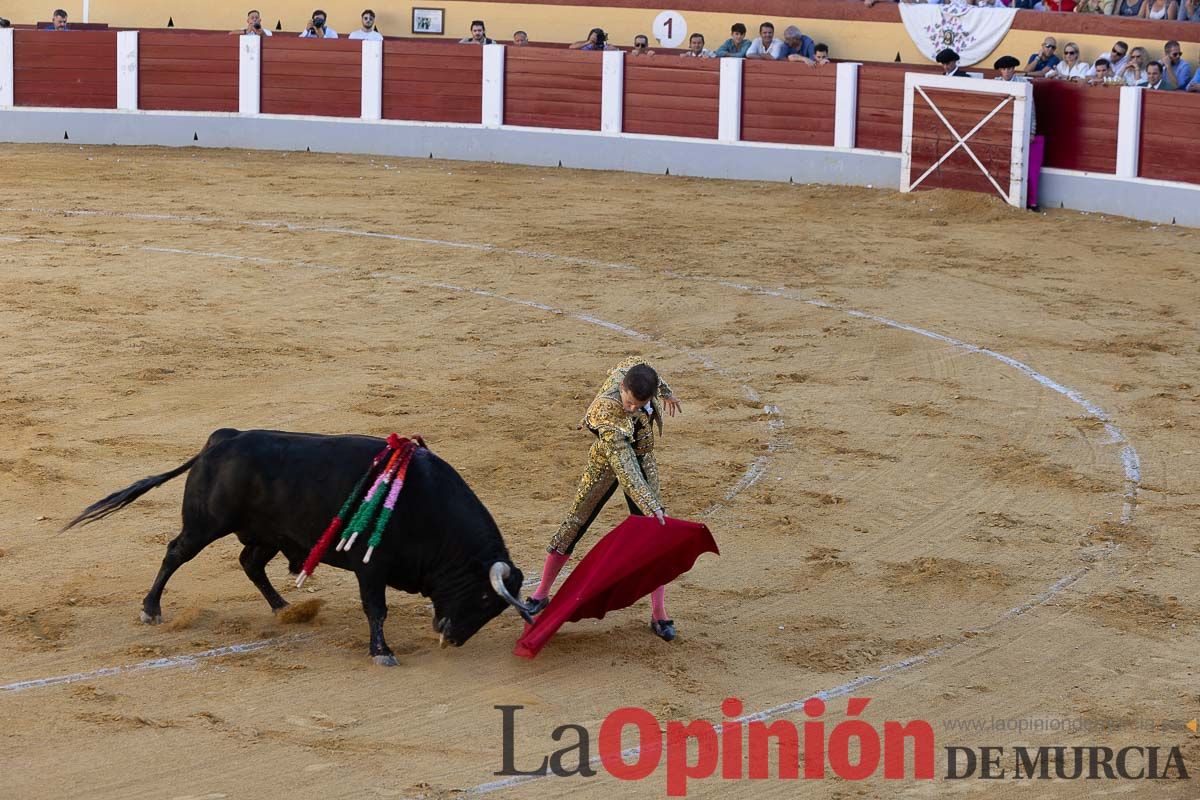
[623, 364, 659, 403]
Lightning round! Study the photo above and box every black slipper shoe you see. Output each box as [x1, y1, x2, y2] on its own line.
[526, 596, 550, 616]
[650, 619, 676, 642]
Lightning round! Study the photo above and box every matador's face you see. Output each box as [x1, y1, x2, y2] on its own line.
[618, 383, 651, 413]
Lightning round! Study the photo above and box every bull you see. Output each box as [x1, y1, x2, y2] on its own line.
[63, 428, 532, 665]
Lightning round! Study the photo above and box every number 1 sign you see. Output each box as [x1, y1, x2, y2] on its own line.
[652, 10, 687, 49]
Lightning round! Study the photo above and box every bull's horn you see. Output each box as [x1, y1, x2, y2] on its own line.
[489, 562, 534, 624]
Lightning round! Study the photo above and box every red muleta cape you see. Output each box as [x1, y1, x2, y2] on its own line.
[514, 515, 718, 659]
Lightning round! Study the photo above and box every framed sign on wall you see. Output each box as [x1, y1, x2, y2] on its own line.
[412, 7, 444, 34]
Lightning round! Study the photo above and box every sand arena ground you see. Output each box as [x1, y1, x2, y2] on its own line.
[0, 143, 1198, 798]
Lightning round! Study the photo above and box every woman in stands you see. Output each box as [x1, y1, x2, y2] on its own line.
[1050, 43, 1089, 81]
[1140, 0, 1178, 17]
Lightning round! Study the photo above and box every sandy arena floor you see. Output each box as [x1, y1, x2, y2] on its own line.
[0, 144, 1198, 799]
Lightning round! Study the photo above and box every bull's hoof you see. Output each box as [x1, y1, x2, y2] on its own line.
[271, 602, 291, 614]
[140, 610, 163, 625]
[372, 654, 399, 667]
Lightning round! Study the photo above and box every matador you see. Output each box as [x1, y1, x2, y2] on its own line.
[528, 357, 684, 641]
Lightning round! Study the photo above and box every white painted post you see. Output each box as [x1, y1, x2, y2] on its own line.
[239, 34, 261, 115]
[601, 49, 624, 134]
[361, 39, 382, 120]
[834, 62, 860, 149]
[482, 43, 505, 127]
[116, 30, 138, 111]
[718, 57, 743, 143]
[1115, 85, 1142, 179]
[0, 28, 13, 108]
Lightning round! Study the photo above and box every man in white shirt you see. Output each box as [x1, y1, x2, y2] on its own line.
[348, 9, 382, 40]
[680, 33, 715, 58]
[745, 22, 786, 60]
[300, 9, 337, 37]
[235, 9, 273, 36]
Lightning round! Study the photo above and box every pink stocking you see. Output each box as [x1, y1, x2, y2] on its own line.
[531, 551, 569, 600]
[651, 585, 668, 621]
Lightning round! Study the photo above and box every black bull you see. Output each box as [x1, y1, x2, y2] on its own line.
[63, 428, 531, 665]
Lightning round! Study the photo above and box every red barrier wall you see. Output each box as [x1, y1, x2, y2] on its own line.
[1033, 81, 1118, 174]
[855, 62, 940, 152]
[623, 57, 719, 139]
[741, 61, 836, 147]
[13, 30, 116, 108]
[261, 37, 361, 118]
[1139, 90, 1200, 187]
[504, 48, 601, 131]
[909, 88, 1015, 196]
[382, 41, 482, 123]
[139, 33, 239, 113]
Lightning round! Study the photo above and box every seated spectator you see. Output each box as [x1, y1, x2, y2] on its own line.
[1041, 0, 1077, 10]
[975, 0, 1010, 7]
[233, 9, 273, 36]
[1189, 75, 1200, 93]
[813, 43, 830, 64]
[570, 28, 615, 51]
[348, 9, 382, 40]
[781, 25, 816, 64]
[714, 23, 750, 59]
[1087, 58, 1123, 85]
[300, 9, 337, 37]
[1180, 0, 1200, 19]
[746, 22, 785, 60]
[1162, 41, 1193, 89]
[1116, 47, 1148, 86]
[459, 19, 493, 44]
[48, 8, 68, 30]
[1144, 61, 1166, 89]
[1140, 0, 1177, 15]
[1026, 38, 1060, 78]
[630, 34, 656, 56]
[1114, 0, 1144, 13]
[1074, 0, 1115, 10]
[936, 48, 971, 78]
[1051, 42, 1089, 81]
[680, 33, 715, 58]
[512, 30, 529, 46]
[1011, 0, 1037, 8]
[1095, 41, 1129, 74]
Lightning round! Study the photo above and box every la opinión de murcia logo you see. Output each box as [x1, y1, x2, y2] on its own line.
[496, 698, 1191, 796]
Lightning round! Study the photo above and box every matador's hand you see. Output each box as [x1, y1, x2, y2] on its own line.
[654, 509, 666, 525]
[663, 396, 683, 417]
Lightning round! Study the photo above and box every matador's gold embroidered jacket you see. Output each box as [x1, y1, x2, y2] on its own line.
[579, 357, 674, 513]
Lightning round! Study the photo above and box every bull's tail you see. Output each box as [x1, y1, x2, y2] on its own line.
[61, 428, 237, 531]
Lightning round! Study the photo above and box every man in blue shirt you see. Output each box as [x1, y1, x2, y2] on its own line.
[782, 25, 816, 64]
[1025, 38, 1060, 77]
[48, 8, 68, 30]
[1162, 41, 1193, 90]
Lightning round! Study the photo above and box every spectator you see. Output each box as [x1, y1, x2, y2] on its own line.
[746, 22, 785, 60]
[1011, 0, 1038, 8]
[1115, 0, 1144, 12]
[1140, 0, 1177, 15]
[1074, 0, 1115, 10]
[570, 28, 615, 51]
[813, 43, 830, 64]
[1180, 0, 1200, 19]
[781, 25, 816, 64]
[1116, 46, 1148, 86]
[1041, 0, 1077, 10]
[234, 9, 273, 36]
[459, 19, 493, 44]
[1026, 38, 1060, 77]
[512, 30, 529, 46]
[1087, 58, 1122, 85]
[975, 0, 1009, 7]
[348, 9, 382, 40]
[1189, 74, 1200, 93]
[714, 23, 751, 58]
[630, 33, 656, 56]
[680, 33, 715, 58]
[1144, 61, 1166, 89]
[1051, 42, 1089, 80]
[1162, 41, 1193, 89]
[300, 9, 337, 37]
[1094, 41, 1129, 74]
[936, 48, 971, 78]
[48, 8, 68, 30]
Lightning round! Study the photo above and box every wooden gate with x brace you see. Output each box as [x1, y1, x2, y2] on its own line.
[900, 73, 1033, 208]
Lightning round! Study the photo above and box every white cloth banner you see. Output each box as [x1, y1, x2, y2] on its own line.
[899, 2, 1017, 66]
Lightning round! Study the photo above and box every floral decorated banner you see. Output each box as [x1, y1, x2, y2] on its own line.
[899, 1, 1018, 66]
